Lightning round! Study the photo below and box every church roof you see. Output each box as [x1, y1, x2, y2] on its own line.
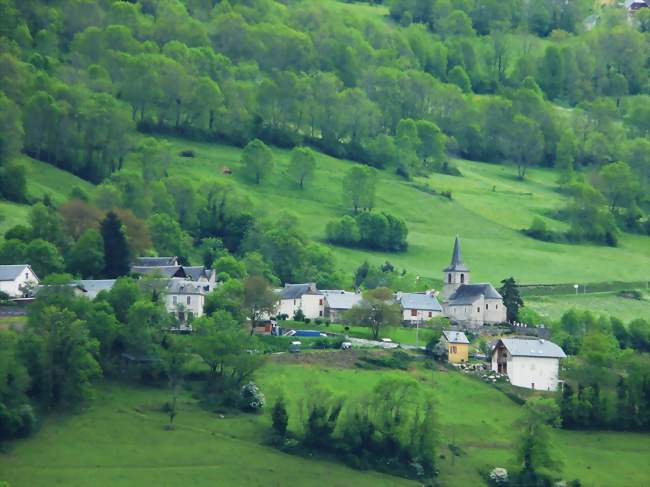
[447, 283, 502, 305]
[443, 236, 470, 272]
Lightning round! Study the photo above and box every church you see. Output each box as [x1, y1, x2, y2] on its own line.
[441, 237, 507, 328]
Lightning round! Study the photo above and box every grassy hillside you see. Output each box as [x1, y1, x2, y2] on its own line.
[0, 156, 95, 236]
[526, 291, 650, 322]
[125, 136, 650, 286]
[3, 357, 649, 487]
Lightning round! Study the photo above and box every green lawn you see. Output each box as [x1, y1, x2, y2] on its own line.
[125, 136, 650, 286]
[0, 156, 95, 236]
[3, 358, 650, 487]
[526, 291, 650, 322]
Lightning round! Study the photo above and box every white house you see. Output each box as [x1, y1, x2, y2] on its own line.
[396, 292, 443, 323]
[165, 280, 205, 322]
[322, 290, 362, 322]
[0, 265, 39, 298]
[441, 237, 507, 328]
[277, 283, 324, 320]
[491, 338, 566, 391]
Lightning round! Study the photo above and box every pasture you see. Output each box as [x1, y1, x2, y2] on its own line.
[3, 356, 650, 487]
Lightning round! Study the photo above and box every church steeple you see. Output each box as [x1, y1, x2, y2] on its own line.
[442, 236, 470, 299]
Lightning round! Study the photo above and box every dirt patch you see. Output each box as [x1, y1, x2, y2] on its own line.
[268, 349, 391, 368]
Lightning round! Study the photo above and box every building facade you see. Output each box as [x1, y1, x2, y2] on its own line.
[441, 330, 470, 363]
[491, 338, 566, 391]
[0, 265, 39, 298]
[277, 283, 325, 320]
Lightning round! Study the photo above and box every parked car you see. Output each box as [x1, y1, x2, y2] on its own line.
[341, 341, 352, 350]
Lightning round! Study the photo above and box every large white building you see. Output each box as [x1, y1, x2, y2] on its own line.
[441, 237, 507, 328]
[323, 290, 362, 322]
[277, 283, 325, 320]
[0, 265, 39, 298]
[165, 280, 206, 322]
[491, 337, 566, 391]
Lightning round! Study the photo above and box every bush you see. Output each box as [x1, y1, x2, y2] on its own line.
[272, 395, 289, 437]
[326, 211, 408, 252]
[240, 382, 265, 412]
[293, 309, 305, 322]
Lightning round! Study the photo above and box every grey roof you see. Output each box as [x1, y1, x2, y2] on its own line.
[0, 265, 31, 281]
[448, 283, 502, 305]
[444, 236, 470, 272]
[324, 291, 363, 310]
[75, 279, 116, 299]
[135, 256, 178, 267]
[497, 338, 566, 359]
[397, 292, 442, 312]
[279, 283, 320, 300]
[131, 266, 187, 279]
[166, 279, 205, 295]
[442, 330, 469, 344]
[184, 266, 208, 281]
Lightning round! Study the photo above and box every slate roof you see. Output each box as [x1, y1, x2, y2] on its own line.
[279, 283, 320, 300]
[397, 292, 442, 312]
[166, 280, 205, 295]
[442, 330, 469, 344]
[0, 265, 31, 281]
[324, 291, 363, 310]
[443, 236, 470, 272]
[131, 266, 187, 279]
[447, 283, 502, 305]
[135, 256, 179, 267]
[75, 279, 116, 299]
[497, 338, 566, 359]
[184, 266, 208, 281]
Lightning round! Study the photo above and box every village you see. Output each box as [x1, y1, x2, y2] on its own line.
[0, 236, 565, 393]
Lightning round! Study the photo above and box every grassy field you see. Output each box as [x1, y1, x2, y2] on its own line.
[0, 156, 95, 236]
[3, 356, 649, 487]
[122, 136, 650, 286]
[526, 291, 650, 322]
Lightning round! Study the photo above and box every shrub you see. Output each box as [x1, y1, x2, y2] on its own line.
[272, 395, 289, 437]
[293, 309, 305, 322]
[240, 382, 265, 412]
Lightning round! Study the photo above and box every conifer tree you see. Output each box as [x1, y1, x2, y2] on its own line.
[101, 211, 131, 278]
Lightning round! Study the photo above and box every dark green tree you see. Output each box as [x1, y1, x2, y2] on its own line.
[100, 211, 131, 278]
[499, 277, 523, 323]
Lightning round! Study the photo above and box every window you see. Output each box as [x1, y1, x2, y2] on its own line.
[319, 311, 323, 317]
[450, 345, 457, 354]
[477, 307, 480, 313]
[411, 309, 417, 317]
[428, 311, 432, 317]
[319, 298, 323, 305]
[187, 296, 191, 305]
[173, 296, 177, 305]
[486, 304, 488, 310]
[25, 272, 29, 280]
[460, 273, 465, 283]
[448, 273, 452, 283]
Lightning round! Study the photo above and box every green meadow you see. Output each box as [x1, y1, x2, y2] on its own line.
[123, 136, 650, 286]
[3, 356, 649, 487]
[526, 291, 650, 322]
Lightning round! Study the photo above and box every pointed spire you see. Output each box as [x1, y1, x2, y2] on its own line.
[443, 236, 470, 272]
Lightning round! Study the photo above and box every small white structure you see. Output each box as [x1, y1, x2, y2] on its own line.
[165, 280, 205, 322]
[491, 337, 566, 391]
[0, 265, 39, 298]
[322, 290, 362, 322]
[277, 283, 324, 320]
[441, 237, 507, 328]
[396, 291, 443, 323]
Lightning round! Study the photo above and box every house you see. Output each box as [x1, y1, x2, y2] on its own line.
[135, 256, 179, 267]
[396, 292, 443, 323]
[277, 283, 325, 320]
[75, 279, 116, 299]
[165, 280, 205, 322]
[441, 330, 469, 363]
[322, 290, 363, 322]
[184, 266, 216, 292]
[131, 265, 187, 279]
[441, 237, 507, 328]
[491, 337, 566, 391]
[0, 265, 39, 298]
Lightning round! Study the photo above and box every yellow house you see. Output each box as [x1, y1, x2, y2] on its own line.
[442, 330, 470, 363]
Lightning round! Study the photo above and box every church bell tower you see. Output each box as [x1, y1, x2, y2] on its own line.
[442, 236, 470, 299]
